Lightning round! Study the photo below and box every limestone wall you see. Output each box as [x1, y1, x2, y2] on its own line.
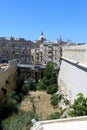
[62, 45, 87, 64]
[58, 45, 87, 103]
[0, 60, 18, 101]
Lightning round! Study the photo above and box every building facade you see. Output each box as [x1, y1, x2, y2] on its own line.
[0, 33, 68, 65]
[0, 37, 34, 64]
[31, 33, 67, 65]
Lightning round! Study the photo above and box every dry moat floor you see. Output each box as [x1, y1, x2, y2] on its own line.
[20, 90, 60, 120]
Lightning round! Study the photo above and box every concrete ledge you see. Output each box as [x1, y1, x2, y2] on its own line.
[36, 116, 87, 124]
[31, 116, 87, 130]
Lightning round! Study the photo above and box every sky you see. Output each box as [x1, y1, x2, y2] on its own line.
[0, 0, 87, 43]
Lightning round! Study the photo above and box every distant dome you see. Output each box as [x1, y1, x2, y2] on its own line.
[38, 32, 46, 43]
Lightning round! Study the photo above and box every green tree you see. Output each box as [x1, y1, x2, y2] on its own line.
[6, 91, 19, 113]
[22, 78, 36, 94]
[22, 84, 30, 94]
[46, 84, 58, 94]
[69, 93, 87, 117]
[37, 62, 59, 91]
[27, 78, 36, 91]
[50, 94, 59, 106]
[44, 62, 58, 85]
[37, 78, 46, 90]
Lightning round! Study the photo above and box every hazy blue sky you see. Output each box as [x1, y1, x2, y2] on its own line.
[0, 0, 87, 43]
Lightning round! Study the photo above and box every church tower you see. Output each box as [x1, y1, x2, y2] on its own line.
[38, 32, 46, 43]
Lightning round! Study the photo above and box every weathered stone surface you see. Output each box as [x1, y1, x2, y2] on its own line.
[58, 45, 87, 103]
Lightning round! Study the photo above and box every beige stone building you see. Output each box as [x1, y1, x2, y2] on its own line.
[0, 37, 34, 64]
[42, 42, 61, 65]
[31, 33, 67, 65]
[0, 33, 68, 65]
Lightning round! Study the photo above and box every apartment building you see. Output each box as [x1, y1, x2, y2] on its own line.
[31, 33, 67, 65]
[0, 33, 69, 65]
[0, 37, 34, 64]
[42, 42, 61, 65]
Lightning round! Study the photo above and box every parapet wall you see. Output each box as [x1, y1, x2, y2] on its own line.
[58, 45, 87, 103]
[31, 116, 87, 130]
[62, 45, 87, 64]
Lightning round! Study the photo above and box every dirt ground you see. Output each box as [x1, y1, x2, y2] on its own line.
[20, 90, 60, 120]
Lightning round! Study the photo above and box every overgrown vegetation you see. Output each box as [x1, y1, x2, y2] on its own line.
[47, 84, 58, 94]
[1, 62, 87, 129]
[49, 93, 87, 119]
[22, 78, 36, 95]
[2, 111, 36, 130]
[0, 91, 19, 121]
[69, 93, 87, 117]
[5, 91, 19, 113]
[15, 77, 36, 102]
[0, 77, 37, 129]
[37, 62, 59, 94]
[47, 109, 65, 120]
[50, 94, 63, 106]
[47, 112, 62, 120]
[50, 94, 59, 106]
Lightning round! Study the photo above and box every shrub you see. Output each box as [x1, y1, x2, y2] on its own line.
[47, 109, 65, 120]
[69, 93, 87, 117]
[26, 78, 36, 91]
[64, 99, 69, 105]
[37, 62, 59, 91]
[2, 111, 36, 130]
[47, 112, 61, 120]
[50, 94, 59, 106]
[22, 84, 30, 95]
[46, 84, 58, 94]
[37, 78, 47, 90]
[6, 91, 19, 113]
[7, 98, 18, 109]
[50, 94, 63, 106]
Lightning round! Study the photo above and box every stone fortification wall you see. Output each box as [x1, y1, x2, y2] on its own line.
[62, 45, 87, 64]
[58, 45, 87, 103]
[0, 60, 18, 101]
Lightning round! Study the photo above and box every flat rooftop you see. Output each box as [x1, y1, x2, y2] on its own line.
[17, 64, 46, 70]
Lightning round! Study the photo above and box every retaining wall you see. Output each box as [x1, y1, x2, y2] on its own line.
[0, 60, 18, 101]
[58, 45, 87, 103]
